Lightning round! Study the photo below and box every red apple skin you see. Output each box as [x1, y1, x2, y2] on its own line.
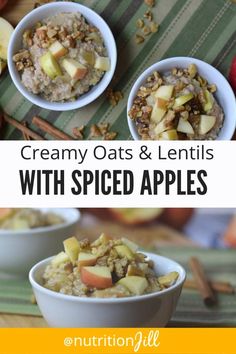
[162, 208, 194, 230]
[223, 216, 236, 248]
[81, 268, 112, 289]
[78, 257, 97, 268]
[0, 0, 8, 11]
[74, 68, 87, 80]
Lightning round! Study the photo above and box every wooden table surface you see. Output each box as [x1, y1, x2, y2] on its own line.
[0, 219, 195, 328]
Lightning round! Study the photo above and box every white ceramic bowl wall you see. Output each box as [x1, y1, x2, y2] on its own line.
[29, 252, 186, 328]
[0, 208, 80, 277]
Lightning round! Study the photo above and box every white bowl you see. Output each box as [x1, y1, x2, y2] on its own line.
[0, 208, 80, 277]
[29, 252, 186, 328]
[127, 57, 236, 140]
[8, 2, 117, 111]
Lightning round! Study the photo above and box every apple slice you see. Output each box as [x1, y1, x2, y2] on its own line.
[157, 271, 179, 287]
[151, 104, 166, 123]
[39, 51, 62, 79]
[51, 252, 70, 267]
[94, 56, 110, 71]
[49, 40, 67, 59]
[78, 252, 97, 268]
[173, 93, 194, 108]
[154, 85, 174, 100]
[81, 50, 95, 66]
[158, 129, 178, 140]
[203, 90, 214, 112]
[156, 97, 168, 109]
[0, 208, 15, 222]
[81, 266, 112, 289]
[121, 237, 139, 253]
[177, 117, 194, 134]
[115, 245, 134, 261]
[154, 119, 169, 135]
[118, 276, 148, 295]
[63, 236, 80, 263]
[0, 17, 14, 60]
[62, 58, 87, 81]
[198, 115, 216, 135]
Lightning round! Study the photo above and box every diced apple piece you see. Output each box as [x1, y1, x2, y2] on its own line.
[49, 40, 67, 59]
[203, 90, 214, 112]
[177, 117, 194, 134]
[198, 115, 216, 135]
[121, 237, 139, 253]
[62, 58, 87, 81]
[51, 252, 70, 267]
[81, 50, 95, 66]
[0, 208, 14, 222]
[78, 252, 97, 268]
[154, 85, 174, 100]
[115, 245, 134, 261]
[118, 276, 148, 295]
[81, 266, 112, 289]
[156, 97, 168, 110]
[157, 271, 179, 287]
[39, 51, 62, 79]
[63, 236, 80, 263]
[151, 104, 166, 123]
[173, 93, 194, 108]
[0, 17, 14, 60]
[154, 119, 169, 135]
[159, 129, 178, 140]
[0, 58, 6, 76]
[86, 32, 102, 44]
[94, 56, 110, 71]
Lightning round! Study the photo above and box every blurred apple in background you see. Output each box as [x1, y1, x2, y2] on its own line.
[85, 208, 194, 230]
[0, 0, 8, 11]
[224, 215, 236, 248]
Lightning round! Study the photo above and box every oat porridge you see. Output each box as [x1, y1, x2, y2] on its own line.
[128, 64, 224, 140]
[13, 12, 110, 102]
[0, 208, 64, 230]
[43, 234, 179, 298]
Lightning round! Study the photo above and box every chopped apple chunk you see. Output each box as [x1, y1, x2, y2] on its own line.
[198, 115, 216, 135]
[49, 40, 68, 59]
[39, 51, 62, 79]
[121, 237, 139, 253]
[81, 50, 95, 66]
[203, 90, 214, 112]
[81, 266, 112, 289]
[62, 58, 88, 81]
[159, 129, 178, 140]
[63, 236, 80, 263]
[173, 93, 194, 108]
[0, 17, 14, 60]
[177, 117, 194, 134]
[78, 252, 97, 268]
[115, 245, 134, 261]
[118, 276, 148, 295]
[51, 252, 70, 267]
[154, 85, 174, 100]
[156, 97, 169, 109]
[151, 105, 166, 123]
[154, 119, 169, 135]
[94, 56, 110, 71]
[157, 271, 179, 287]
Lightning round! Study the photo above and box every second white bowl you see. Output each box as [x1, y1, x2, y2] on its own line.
[127, 57, 236, 140]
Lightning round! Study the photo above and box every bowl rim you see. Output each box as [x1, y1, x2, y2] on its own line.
[7, 1, 117, 111]
[29, 252, 186, 304]
[0, 208, 80, 235]
[127, 56, 236, 141]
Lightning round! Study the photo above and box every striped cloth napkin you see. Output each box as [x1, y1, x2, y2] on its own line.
[0, 247, 235, 326]
[0, 0, 235, 140]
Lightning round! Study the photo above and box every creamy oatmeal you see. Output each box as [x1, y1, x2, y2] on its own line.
[43, 234, 179, 298]
[0, 208, 64, 230]
[129, 64, 224, 140]
[13, 12, 110, 102]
